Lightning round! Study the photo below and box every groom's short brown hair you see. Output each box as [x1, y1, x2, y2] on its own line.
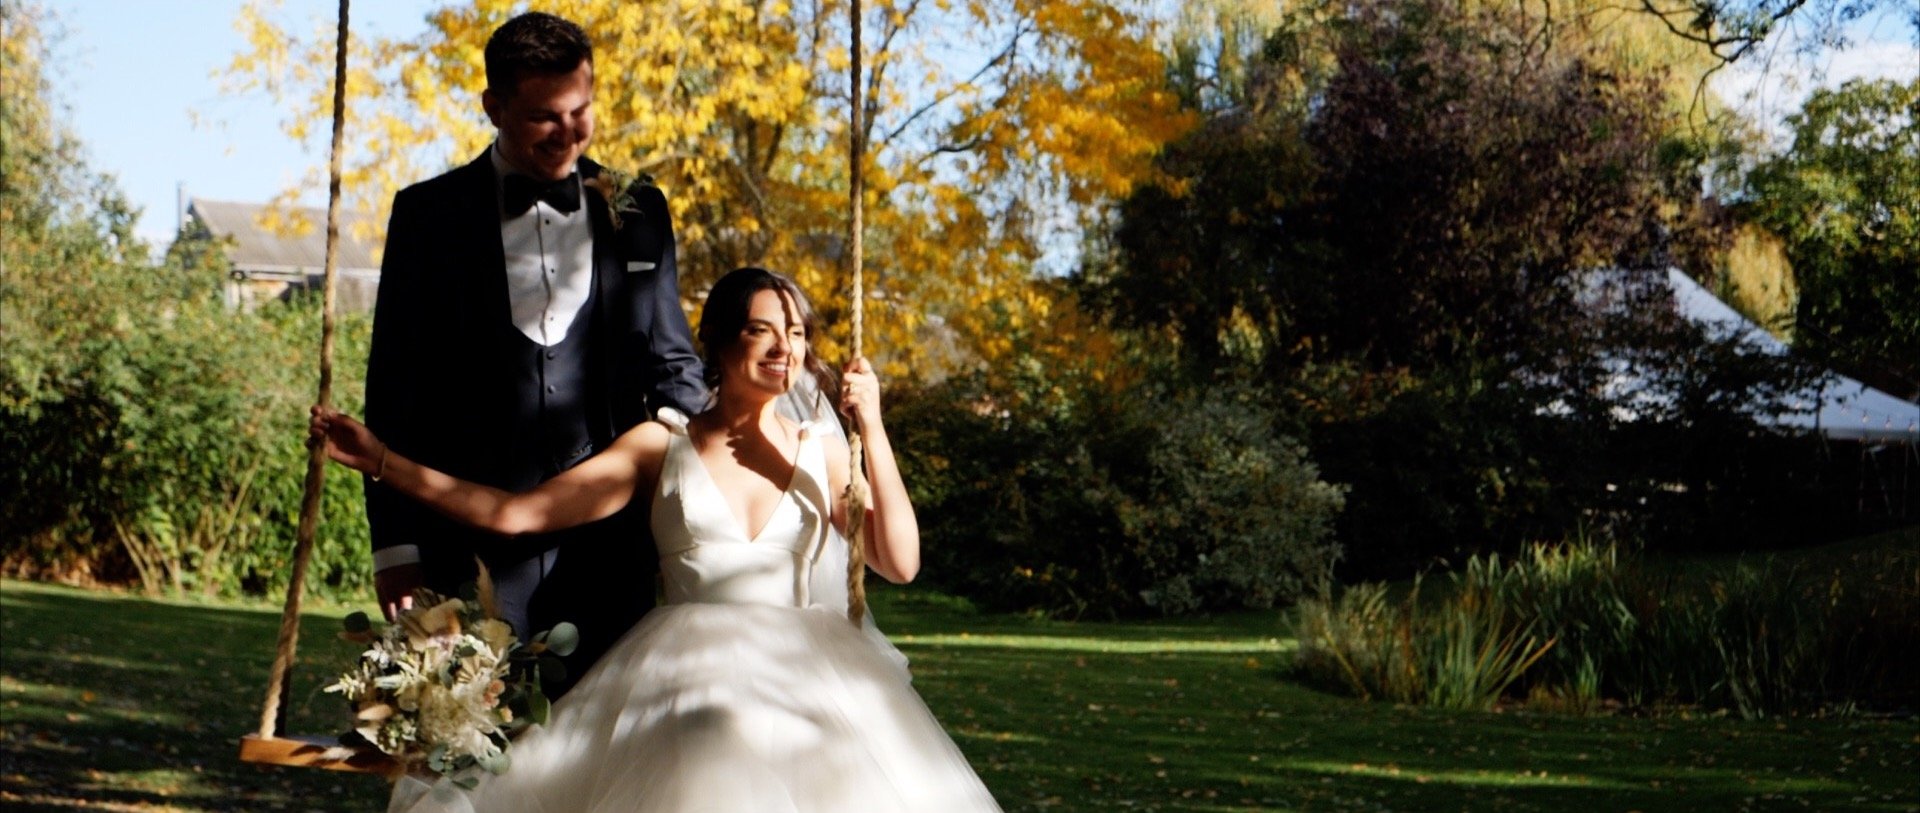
[484, 12, 593, 97]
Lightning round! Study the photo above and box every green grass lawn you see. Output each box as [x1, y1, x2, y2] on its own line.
[3, 578, 1916, 812]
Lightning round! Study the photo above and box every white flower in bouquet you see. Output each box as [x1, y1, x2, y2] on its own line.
[325, 573, 578, 783]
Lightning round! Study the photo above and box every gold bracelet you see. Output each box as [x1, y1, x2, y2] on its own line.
[371, 443, 389, 482]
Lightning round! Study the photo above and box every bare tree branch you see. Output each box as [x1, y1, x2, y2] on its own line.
[881, 20, 1033, 145]
[930, 136, 989, 154]
[1636, 0, 1811, 62]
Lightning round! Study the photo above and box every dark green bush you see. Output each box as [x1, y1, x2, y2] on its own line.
[1307, 380, 1596, 580]
[1, 244, 372, 601]
[893, 368, 1345, 618]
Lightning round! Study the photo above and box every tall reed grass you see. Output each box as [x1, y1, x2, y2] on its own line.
[1293, 535, 1920, 717]
[1291, 563, 1557, 712]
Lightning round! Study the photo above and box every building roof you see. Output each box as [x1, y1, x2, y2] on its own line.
[189, 198, 381, 275]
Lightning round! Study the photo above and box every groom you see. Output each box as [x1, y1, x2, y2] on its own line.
[364, 12, 706, 696]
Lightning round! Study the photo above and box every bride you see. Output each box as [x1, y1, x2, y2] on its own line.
[310, 267, 1002, 812]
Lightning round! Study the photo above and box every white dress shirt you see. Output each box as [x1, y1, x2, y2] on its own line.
[494, 147, 596, 347]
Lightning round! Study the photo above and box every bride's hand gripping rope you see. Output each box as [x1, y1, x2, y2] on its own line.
[309, 405, 387, 481]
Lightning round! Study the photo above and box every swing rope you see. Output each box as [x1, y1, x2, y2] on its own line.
[240, 0, 389, 772]
[843, 0, 872, 625]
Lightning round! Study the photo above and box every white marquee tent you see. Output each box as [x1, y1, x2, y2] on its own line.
[1667, 268, 1919, 444]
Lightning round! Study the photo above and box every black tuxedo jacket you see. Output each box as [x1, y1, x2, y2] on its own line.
[364, 150, 706, 689]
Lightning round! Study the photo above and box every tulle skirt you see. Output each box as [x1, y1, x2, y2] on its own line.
[388, 603, 1001, 813]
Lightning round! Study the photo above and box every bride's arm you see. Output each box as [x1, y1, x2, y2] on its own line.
[311, 407, 666, 537]
[830, 358, 919, 584]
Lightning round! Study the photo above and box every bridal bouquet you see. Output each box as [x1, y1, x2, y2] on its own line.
[325, 578, 575, 784]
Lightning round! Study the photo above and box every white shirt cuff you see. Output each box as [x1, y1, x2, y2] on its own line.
[373, 545, 421, 572]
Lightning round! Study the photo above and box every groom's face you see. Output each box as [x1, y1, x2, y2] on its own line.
[483, 59, 596, 181]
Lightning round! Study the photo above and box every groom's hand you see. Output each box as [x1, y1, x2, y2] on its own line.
[376, 563, 423, 621]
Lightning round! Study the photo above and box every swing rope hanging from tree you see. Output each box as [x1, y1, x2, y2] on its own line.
[240, 0, 877, 772]
[237, 0, 394, 774]
[842, 0, 874, 627]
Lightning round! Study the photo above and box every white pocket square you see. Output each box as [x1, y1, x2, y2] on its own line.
[626, 261, 657, 272]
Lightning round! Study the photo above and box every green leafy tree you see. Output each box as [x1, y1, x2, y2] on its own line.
[1741, 77, 1920, 398]
[1086, 0, 1818, 575]
[894, 363, 1346, 618]
[1099, 0, 1704, 385]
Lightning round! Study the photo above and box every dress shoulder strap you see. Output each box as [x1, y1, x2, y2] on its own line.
[655, 407, 691, 435]
[650, 407, 695, 507]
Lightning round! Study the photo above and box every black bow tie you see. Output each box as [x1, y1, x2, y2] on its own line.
[503, 172, 581, 216]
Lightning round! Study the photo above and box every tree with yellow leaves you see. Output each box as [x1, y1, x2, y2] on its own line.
[223, 0, 1194, 377]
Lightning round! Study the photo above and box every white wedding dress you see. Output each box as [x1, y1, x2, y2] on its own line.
[388, 409, 1002, 813]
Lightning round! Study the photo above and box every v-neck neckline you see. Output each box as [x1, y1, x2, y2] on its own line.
[683, 428, 806, 543]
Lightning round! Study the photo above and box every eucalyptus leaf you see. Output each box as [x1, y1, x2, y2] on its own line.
[541, 622, 580, 657]
[479, 749, 511, 775]
[528, 687, 551, 725]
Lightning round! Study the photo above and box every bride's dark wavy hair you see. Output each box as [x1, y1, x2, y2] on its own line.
[697, 267, 840, 416]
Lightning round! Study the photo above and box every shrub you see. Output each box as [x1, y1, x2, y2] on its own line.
[1113, 384, 1348, 614]
[1, 244, 372, 601]
[893, 370, 1345, 618]
[1307, 381, 1596, 580]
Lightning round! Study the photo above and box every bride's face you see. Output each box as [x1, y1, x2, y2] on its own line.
[723, 289, 808, 396]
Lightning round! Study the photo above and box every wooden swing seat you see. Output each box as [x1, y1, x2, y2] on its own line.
[239, 733, 397, 774]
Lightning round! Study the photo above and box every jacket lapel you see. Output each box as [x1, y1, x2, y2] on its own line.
[580, 157, 625, 440]
[580, 157, 622, 310]
[450, 150, 512, 331]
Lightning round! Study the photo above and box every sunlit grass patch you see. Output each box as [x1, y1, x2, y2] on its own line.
[949, 728, 1051, 745]
[894, 632, 1291, 655]
[1281, 757, 1628, 789]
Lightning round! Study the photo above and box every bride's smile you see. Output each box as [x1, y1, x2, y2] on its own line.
[725, 289, 809, 396]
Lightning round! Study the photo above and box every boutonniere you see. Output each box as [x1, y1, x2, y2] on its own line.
[587, 167, 665, 272]
[584, 168, 648, 231]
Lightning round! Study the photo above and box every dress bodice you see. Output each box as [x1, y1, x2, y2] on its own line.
[649, 409, 833, 608]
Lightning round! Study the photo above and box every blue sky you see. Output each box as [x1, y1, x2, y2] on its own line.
[54, 1, 437, 244]
[47, 1, 1919, 247]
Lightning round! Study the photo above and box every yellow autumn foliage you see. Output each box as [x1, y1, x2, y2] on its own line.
[222, 0, 1196, 379]
[1720, 223, 1797, 339]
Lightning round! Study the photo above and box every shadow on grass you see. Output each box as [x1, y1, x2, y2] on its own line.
[4, 580, 1916, 813]
[1, 583, 390, 812]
